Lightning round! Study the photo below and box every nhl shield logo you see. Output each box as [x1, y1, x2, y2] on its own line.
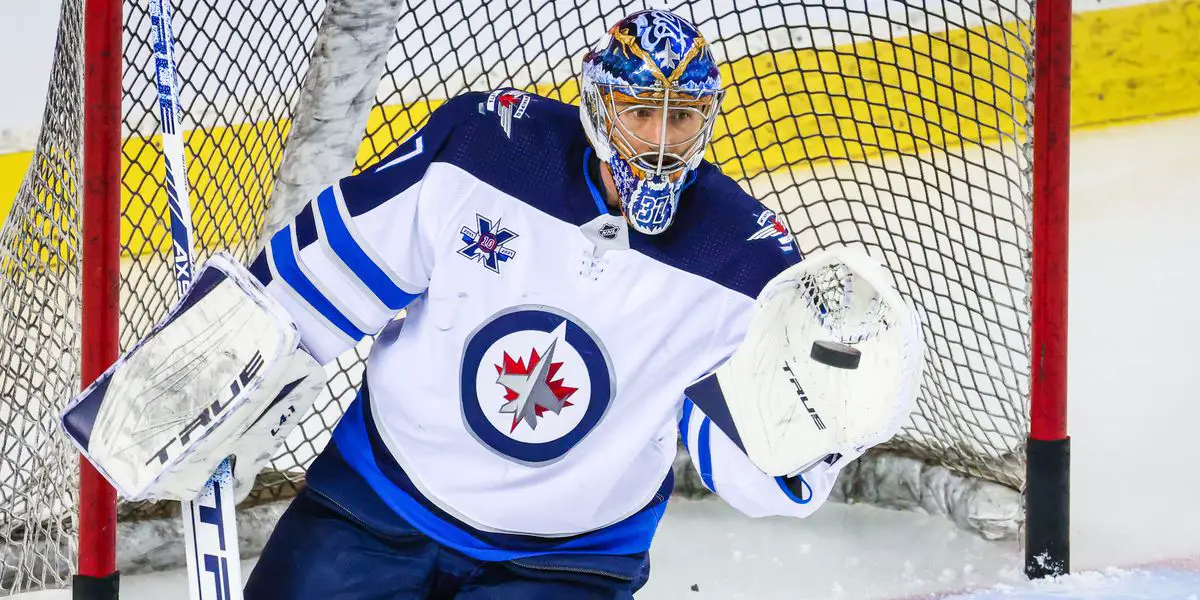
[460, 306, 615, 465]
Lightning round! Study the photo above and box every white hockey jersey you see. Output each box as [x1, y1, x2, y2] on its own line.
[247, 90, 851, 560]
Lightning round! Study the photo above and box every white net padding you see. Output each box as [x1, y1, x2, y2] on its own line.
[0, 0, 1034, 592]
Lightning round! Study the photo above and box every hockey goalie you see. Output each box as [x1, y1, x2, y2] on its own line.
[62, 9, 923, 599]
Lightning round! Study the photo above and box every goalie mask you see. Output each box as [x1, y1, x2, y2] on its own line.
[580, 10, 724, 235]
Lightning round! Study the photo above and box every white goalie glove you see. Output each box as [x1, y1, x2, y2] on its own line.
[60, 253, 327, 503]
[686, 246, 925, 478]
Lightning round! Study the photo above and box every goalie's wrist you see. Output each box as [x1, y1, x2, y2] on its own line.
[778, 452, 846, 503]
[781, 474, 810, 502]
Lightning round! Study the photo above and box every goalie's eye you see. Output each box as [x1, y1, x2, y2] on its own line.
[669, 110, 696, 123]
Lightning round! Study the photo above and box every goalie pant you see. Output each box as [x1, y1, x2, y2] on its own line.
[243, 90, 853, 593]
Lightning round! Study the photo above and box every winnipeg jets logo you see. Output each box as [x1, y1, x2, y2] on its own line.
[634, 11, 690, 71]
[461, 307, 615, 465]
[747, 209, 796, 254]
[494, 322, 578, 433]
[484, 89, 531, 138]
[458, 214, 518, 274]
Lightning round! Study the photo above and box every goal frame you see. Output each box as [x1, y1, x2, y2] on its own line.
[77, 0, 122, 597]
[73, 0, 1073, 595]
[1026, 0, 1072, 580]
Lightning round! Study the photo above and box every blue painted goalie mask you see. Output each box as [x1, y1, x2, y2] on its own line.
[580, 10, 724, 235]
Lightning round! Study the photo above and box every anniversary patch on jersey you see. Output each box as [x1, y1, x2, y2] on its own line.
[747, 208, 796, 254]
[484, 89, 531, 138]
[458, 214, 518, 274]
[460, 306, 615, 465]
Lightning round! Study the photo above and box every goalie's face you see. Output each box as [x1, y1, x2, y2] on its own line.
[606, 92, 719, 179]
[579, 9, 723, 235]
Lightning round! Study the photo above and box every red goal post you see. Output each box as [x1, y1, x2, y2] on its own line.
[78, 0, 122, 595]
[1027, 0, 1071, 581]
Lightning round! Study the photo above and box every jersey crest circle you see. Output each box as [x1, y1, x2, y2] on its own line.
[460, 305, 615, 465]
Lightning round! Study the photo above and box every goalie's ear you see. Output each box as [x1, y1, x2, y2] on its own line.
[59, 253, 326, 502]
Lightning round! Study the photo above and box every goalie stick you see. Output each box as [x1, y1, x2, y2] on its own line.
[147, 2, 244, 598]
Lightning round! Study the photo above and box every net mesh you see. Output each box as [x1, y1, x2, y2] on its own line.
[0, 0, 1034, 592]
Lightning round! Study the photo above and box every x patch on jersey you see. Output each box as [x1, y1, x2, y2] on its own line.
[458, 214, 518, 274]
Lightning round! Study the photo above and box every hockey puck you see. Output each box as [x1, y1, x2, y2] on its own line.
[810, 340, 861, 370]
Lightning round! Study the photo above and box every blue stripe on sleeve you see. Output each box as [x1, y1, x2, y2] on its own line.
[317, 188, 419, 310]
[698, 417, 715, 493]
[678, 398, 694, 451]
[270, 225, 365, 341]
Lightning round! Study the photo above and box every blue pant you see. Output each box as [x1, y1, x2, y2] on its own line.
[244, 462, 649, 599]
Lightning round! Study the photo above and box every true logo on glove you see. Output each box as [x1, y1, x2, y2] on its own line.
[145, 351, 265, 467]
[782, 361, 826, 431]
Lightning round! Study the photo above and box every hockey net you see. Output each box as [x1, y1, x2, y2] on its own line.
[0, 0, 1038, 592]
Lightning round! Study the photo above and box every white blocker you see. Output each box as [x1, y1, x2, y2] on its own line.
[60, 253, 326, 503]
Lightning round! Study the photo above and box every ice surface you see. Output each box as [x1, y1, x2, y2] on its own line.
[938, 568, 1200, 600]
